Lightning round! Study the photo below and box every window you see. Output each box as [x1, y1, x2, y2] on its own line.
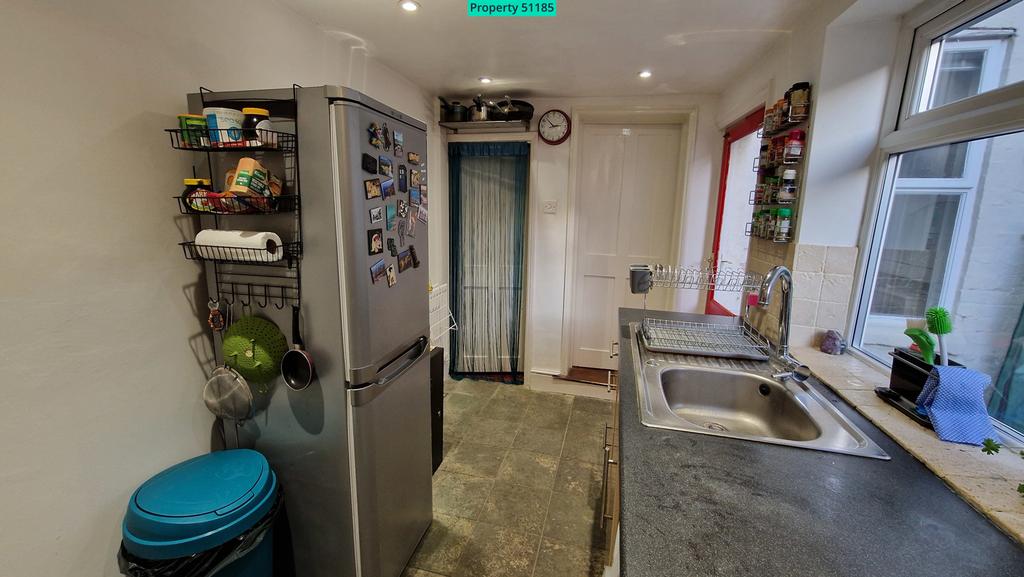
[908, 0, 1022, 116]
[853, 0, 1024, 434]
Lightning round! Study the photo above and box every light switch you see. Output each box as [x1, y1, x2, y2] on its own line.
[542, 200, 558, 214]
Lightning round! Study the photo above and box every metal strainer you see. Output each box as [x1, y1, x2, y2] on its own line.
[203, 366, 255, 421]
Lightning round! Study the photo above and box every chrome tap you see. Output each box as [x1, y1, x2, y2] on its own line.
[758, 265, 793, 360]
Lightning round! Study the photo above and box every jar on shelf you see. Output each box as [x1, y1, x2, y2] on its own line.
[775, 208, 793, 242]
[789, 82, 811, 118]
[784, 130, 805, 162]
[779, 169, 798, 203]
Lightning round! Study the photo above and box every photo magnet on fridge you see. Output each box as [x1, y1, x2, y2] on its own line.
[420, 185, 428, 211]
[368, 123, 384, 149]
[397, 165, 408, 192]
[410, 186, 421, 206]
[387, 237, 397, 257]
[378, 156, 393, 178]
[410, 169, 422, 187]
[393, 131, 404, 157]
[370, 258, 387, 284]
[407, 151, 421, 165]
[409, 244, 421, 268]
[397, 218, 408, 247]
[386, 204, 397, 230]
[367, 228, 383, 256]
[361, 153, 378, 174]
[381, 178, 395, 199]
[364, 178, 382, 199]
[397, 199, 409, 218]
[369, 206, 384, 224]
[382, 122, 392, 151]
[407, 209, 417, 237]
[386, 264, 397, 287]
[398, 249, 413, 273]
[417, 205, 428, 223]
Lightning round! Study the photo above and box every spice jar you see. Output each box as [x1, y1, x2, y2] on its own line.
[779, 169, 798, 203]
[788, 82, 811, 118]
[784, 130, 805, 161]
[775, 208, 793, 241]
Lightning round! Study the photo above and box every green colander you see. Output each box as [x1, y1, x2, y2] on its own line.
[222, 315, 288, 385]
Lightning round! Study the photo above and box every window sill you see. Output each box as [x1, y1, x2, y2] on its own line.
[792, 345, 1024, 545]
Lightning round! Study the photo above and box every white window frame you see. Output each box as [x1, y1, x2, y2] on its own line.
[851, 0, 1024, 370]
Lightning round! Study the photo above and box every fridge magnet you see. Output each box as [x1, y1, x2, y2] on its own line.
[367, 123, 384, 149]
[420, 185, 428, 211]
[398, 249, 414, 273]
[387, 238, 397, 257]
[397, 218, 408, 247]
[407, 151, 421, 165]
[407, 210, 417, 237]
[397, 165, 408, 192]
[378, 156, 393, 178]
[367, 228, 383, 256]
[398, 199, 409, 218]
[410, 186, 421, 206]
[386, 204, 397, 230]
[369, 206, 384, 224]
[364, 178, 382, 200]
[370, 258, 387, 284]
[381, 178, 395, 199]
[386, 264, 397, 287]
[393, 130, 404, 157]
[417, 205, 428, 224]
[410, 169, 422, 187]
[382, 122, 392, 151]
[361, 153, 378, 174]
[409, 244, 421, 268]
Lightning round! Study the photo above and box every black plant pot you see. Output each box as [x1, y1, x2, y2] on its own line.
[876, 347, 965, 428]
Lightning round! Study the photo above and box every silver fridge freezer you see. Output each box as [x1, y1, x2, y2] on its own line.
[188, 86, 432, 577]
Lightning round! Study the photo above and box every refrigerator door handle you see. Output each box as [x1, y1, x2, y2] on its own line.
[350, 336, 429, 406]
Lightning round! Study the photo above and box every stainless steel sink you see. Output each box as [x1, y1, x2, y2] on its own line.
[631, 323, 889, 460]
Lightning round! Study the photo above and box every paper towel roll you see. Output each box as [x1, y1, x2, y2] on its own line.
[194, 230, 283, 263]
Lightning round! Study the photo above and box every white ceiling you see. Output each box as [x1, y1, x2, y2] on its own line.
[280, 0, 820, 98]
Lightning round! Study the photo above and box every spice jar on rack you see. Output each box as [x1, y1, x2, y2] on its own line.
[779, 169, 798, 203]
[784, 129, 805, 162]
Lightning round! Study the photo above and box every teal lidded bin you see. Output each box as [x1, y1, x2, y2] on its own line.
[121, 449, 278, 577]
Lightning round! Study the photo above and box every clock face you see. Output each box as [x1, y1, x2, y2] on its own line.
[538, 110, 570, 145]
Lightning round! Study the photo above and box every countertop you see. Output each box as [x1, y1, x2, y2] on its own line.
[617, 308, 1024, 577]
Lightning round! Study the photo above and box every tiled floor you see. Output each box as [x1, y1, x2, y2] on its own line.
[404, 380, 613, 577]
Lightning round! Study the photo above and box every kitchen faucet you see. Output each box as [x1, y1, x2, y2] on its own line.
[758, 265, 793, 361]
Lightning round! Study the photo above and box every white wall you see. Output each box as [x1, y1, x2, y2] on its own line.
[0, 1, 432, 575]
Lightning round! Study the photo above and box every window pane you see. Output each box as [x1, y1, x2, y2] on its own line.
[912, 0, 1024, 114]
[897, 142, 968, 178]
[856, 131, 1024, 434]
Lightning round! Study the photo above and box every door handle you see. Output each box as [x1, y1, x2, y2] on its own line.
[609, 341, 619, 359]
[350, 337, 428, 406]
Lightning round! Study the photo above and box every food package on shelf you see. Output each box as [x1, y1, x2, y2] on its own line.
[221, 157, 283, 213]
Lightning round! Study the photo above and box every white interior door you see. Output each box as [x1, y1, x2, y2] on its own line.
[571, 124, 682, 370]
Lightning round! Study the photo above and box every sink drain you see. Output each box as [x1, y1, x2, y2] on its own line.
[703, 422, 728, 432]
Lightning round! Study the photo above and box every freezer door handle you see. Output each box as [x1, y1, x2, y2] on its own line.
[350, 336, 429, 406]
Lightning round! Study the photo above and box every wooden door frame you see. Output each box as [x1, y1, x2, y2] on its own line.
[706, 107, 765, 316]
[559, 106, 699, 376]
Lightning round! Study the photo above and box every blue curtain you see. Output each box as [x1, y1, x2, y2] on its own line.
[448, 142, 529, 382]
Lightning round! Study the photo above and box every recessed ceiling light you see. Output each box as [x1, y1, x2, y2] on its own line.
[399, 0, 420, 12]
[479, 77, 493, 84]
[638, 70, 653, 79]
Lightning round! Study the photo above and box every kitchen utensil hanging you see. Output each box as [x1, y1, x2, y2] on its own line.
[282, 305, 316, 391]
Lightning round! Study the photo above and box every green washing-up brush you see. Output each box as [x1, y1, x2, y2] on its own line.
[926, 307, 953, 366]
[904, 327, 936, 365]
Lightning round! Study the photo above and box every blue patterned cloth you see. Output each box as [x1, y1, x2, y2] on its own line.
[915, 365, 999, 446]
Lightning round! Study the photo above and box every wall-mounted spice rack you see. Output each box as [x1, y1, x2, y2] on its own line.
[747, 82, 812, 244]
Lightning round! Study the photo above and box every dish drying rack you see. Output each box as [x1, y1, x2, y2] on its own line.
[629, 264, 771, 361]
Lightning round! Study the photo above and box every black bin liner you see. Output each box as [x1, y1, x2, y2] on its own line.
[118, 490, 282, 577]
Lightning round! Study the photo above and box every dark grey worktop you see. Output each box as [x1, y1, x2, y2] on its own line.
[617, 308, 1024, 577]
